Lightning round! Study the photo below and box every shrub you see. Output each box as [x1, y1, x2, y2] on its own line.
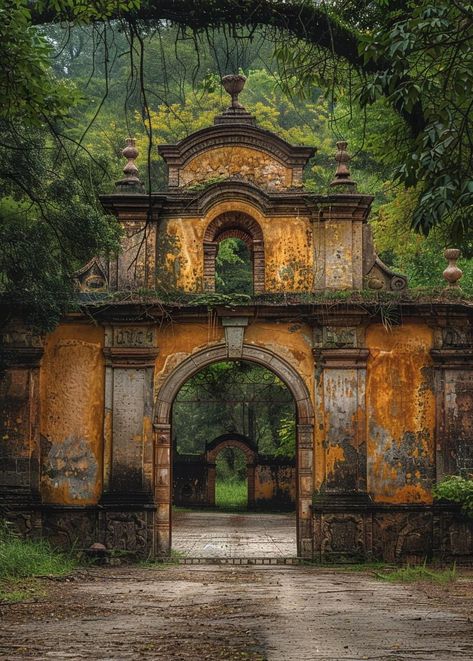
[432, 476, 473, 517]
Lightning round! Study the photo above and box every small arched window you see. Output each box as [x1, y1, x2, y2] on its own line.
[203, 212, 265, 294]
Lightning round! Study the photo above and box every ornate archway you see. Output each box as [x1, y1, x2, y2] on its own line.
[206, 434, 256, 507]
[154, 344, 314, 558]
[203, 211, 265, 293]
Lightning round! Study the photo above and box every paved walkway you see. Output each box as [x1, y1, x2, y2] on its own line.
[172, 510, 297, 558]
[2, 565, 472, 660]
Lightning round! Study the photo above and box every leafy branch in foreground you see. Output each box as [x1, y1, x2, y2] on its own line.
[0, 126, 121, 330]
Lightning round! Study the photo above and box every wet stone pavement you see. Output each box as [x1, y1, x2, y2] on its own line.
[172, 510, 297, 558]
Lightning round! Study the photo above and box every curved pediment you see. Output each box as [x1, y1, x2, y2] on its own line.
[158, 123, 315, 191]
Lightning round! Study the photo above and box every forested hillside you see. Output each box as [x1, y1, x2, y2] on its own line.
[2, 2, 473, 330]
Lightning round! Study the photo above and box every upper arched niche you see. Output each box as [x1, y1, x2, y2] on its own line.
[203, 211, 265, 293]
[158, 75, 315, 192]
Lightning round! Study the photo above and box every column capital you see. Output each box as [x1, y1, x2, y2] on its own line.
[103, 346, 159, 368]
[313, 348, 370, 369]
[430, 349, 473, 369]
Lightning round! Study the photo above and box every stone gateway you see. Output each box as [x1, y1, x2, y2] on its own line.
[1, 75, 472, 562]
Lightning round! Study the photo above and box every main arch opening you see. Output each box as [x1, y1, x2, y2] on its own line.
[171, 360, 297, 558]
[154, 344, 314, 560]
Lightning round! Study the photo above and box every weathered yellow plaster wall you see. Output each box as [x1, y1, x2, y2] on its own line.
[156, 200, 314, 293]
[40, 324, 104, 505]
[255, 466, 296, 503]
[179, 146, 294, 190]
[366, 323, 435, 503]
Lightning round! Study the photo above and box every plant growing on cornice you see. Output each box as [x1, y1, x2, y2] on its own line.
[433, 476, 473, 518]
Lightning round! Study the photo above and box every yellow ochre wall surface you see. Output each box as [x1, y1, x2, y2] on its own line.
[40, 324, 105, 505]
[156, 200, 314, 292]
[37, 318, 437, 506]
[366, 323, 435, 504]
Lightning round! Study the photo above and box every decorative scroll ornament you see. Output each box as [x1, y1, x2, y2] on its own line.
[115, 137, 144, 192]
[330, 140, 357, 190]
[443, 248, 463, 287]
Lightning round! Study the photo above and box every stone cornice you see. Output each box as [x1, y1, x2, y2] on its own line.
[430, 348, 473, 368]
[103, 346, 159, 368]
[99, 182, 375, 219]
[313, 348, 370, 368]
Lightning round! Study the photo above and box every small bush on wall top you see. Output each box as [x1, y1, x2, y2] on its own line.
[433, 476, 473, 517]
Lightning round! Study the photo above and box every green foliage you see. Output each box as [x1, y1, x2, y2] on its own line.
[0, 126, 121, 330]
[173, 361, 295, 459]
[0, 522, 76, 580]
[0, 0, 77, 125]
[375, 560, 457, 584]
[433, 476, 473, 517]
[216, 239, 253, 295]
[274, 414, 295, 460]
[215, 479, 247, 510]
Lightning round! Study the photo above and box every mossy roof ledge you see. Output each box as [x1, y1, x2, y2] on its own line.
[99, 185, 374, 218]
[77, 288, 473, 309]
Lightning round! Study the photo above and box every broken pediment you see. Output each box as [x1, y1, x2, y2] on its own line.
[74, 257, 108, 293]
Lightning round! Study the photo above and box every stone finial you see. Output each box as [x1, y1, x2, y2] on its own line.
[115, 137, 143, 191]
[443, 248, 463, 287]
[221, 74, 247, 109]
[330, 140, 356, 190]
[214, 74, 255, 126]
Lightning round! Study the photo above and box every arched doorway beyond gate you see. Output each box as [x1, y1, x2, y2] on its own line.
[154, 344, 314, 558]
[206, 434, 257, 508]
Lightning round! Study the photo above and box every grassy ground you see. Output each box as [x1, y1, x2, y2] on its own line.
[375, 563, 457, 583]
[0, 523, 76, 602]
[215, 479, 247, 510]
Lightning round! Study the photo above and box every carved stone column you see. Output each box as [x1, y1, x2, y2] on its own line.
[0, 326, 43, 536]
[154, 423, 171, 556]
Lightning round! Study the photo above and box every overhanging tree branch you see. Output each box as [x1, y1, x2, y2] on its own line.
[30, 0, 425, 136]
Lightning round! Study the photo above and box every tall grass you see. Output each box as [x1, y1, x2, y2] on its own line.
[215, 479, 247, 510]
[0, 522, 75, 580]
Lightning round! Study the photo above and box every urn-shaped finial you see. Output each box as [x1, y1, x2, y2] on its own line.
[221, 74, 247, 109]
[330, 140, 356, 190]
[443, 248, 463, 287]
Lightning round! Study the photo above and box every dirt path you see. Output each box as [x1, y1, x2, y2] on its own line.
[1, 565, 472, 660]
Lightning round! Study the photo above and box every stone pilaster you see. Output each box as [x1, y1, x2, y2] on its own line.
[297, 423, 314, 558]
[312, 194, 372, 291]
[431, 318, 473, 479]
[313, 323, 369, 497]
[102, 325, 158, 500]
